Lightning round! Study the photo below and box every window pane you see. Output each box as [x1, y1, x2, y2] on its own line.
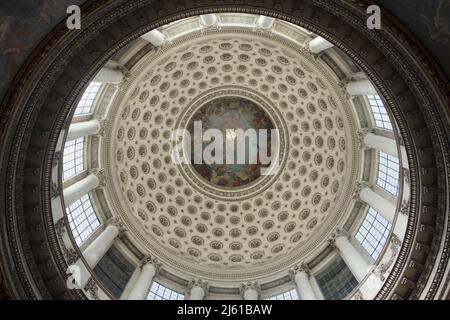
[376, 151, 400, 196]
[316, 257, 358, 300]
[62, 137, 84, 180]
[367, 95, 393, 130]
[66, 194, 100, 246]
[74, 82, 102, 116]
[356, 208, 392, 260]
[265, 289, 299, 300]
[147, 282, 185, 300]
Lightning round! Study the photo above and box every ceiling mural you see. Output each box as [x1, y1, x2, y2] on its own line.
[187, 97, 275, 188]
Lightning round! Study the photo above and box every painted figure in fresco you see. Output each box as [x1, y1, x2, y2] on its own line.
[188, 97, 274, 188]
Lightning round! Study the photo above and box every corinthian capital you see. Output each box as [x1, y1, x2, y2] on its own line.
[239, 281, 260, 295]
[356, 128, 372, 149]
[140, 254, 162, 273]
[289, 262, 311, 280]
[352, 181, 372, 200]
[188, 278, 209, 292]
[328, 227, 349, 247]
[109, 217, 127, 236]
[89, 168, 106, 187]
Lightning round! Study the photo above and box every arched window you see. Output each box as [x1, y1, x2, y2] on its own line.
[62, 137, 84, 180]
[66, 194, 100, 245]
[367, 95, 393, 130]
[266, 289, 299, 300]
[376, 151, 400, 196]
[355, 207, 392, 260]
[74, 82, 102, 116]
[147, 282, 185, 300]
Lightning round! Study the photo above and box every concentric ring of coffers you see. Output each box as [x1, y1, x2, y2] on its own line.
[104, 30, 357, 278]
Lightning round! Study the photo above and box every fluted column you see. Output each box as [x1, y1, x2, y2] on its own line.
[127, 256, 161, 300]
[256, 15, 275, 29]
[92, 66, 123, 84]
[331, 232, 371, 282]
[66, 120, 101, 141]
[141, 29, 166, 46]
[240, 281, 260, 300]
[63, 174, 99, 207]
[308, 36, 334, 54]
[199, 14, 218, 27]
[359, 187, 396, 223]
[188, 279, 208, 300]
[289, 265, 316, 300]
[346, 79, 377, 96]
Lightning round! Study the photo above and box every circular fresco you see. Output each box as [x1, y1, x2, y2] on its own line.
[187, 97, 275, 188]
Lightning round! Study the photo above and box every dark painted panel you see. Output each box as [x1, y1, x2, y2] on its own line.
[93, 245, 134, 299]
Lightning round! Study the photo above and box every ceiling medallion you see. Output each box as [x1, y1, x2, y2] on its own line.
[175, 87, 288, 201]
